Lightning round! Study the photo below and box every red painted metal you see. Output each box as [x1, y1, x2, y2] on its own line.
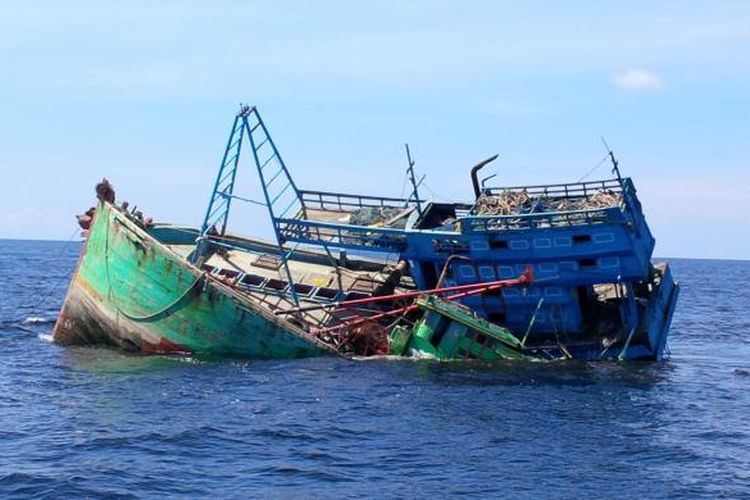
[312, 267, 533, 336]
[140, 337, 191, 355]
[282, 267, 533, 316]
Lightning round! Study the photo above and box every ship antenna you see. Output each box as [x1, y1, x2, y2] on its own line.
[601, 136, 623, 184]
[404, 143, 425, 217]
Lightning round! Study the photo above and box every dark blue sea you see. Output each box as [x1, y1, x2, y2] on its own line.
[1, 239, 749, 498]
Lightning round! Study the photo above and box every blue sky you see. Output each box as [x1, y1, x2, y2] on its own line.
[0, 1, 747, 259]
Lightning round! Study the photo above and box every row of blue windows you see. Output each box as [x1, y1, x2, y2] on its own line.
[456, 257, 622, 281]
[505, 306, 580, 326]
[469, 231, 616, 252]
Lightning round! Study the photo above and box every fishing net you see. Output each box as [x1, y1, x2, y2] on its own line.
[474, 189, 621, 216]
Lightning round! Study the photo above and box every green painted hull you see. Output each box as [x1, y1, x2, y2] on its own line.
[53, 202, 333, 359]
[393, 295, 541, 362]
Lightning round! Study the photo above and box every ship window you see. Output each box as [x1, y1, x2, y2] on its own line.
[218, 269, 240, 279]
[534, 238, 551, 248]
[293, 283, 314, 295]
[593, 232, 615, 244]
[429, 316, 451, 347]
[432, 239, 470, 254]
[420, 262, 439, 289]
[490, 240, 509, 249]
[315, 287, 338, 299]
[554, 236, 572, 247]
[539, 263, 558, 274]
[474, 333, 488, 345]
[241, 274, 265, 286]
[460, 265, 477, 279]
[573, 234, 592, 244]
[598, 257, 621, 268]
[266, 279, 288, 291]
[560, 260, 578, 271]
[479, 266, 495, 280]
[498, 265, 515, 278]
[487, 312, 506, 322]
[579, 258, 596, 268]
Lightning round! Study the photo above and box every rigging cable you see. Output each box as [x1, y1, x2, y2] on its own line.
[421, 181, 459, 203]
[576, 154, 610, 183]
[26, 225, 81, 316]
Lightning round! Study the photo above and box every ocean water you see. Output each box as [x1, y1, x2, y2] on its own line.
[1, 239, 749, 499]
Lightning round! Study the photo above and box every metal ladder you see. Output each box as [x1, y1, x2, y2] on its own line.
[197, 105, 303, 305]
[243, 106, 304, 242]
[198, 112, 246, 237]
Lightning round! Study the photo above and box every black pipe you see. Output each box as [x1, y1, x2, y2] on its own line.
[470, 154, 499, 199]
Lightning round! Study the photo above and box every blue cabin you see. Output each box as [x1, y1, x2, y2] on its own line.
[195, 106, 679, 361]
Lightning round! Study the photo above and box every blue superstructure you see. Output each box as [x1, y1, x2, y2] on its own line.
[197, 106, 679, 361]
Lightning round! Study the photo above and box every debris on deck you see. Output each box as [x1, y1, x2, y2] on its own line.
[474, 189, 621, 216]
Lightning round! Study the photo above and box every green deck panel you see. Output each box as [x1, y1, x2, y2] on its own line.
[388, 325, 412, 356]
[55, 202, 332, 359]
[416, 296, 524, 349]
[407, 316, 444, 359]
[404, 297, 540, 361]
[439, 322, 469, 355]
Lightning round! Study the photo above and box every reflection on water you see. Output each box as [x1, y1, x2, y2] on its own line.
[59, 346, 207, 374]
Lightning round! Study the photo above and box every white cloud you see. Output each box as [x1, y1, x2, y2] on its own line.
[612, 68, 665, 90]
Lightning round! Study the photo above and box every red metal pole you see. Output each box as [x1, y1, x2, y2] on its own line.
[279, 267, 533, 316]
[312, 267, 533, 335]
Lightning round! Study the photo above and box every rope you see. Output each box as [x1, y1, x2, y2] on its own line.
[576, 154, 609, 183]
[104, 206, 205, 322]
[521, 298, 544, 347]
[422, 181, 458, 203]
[399, 169, 409, 199]
[225, 193, 267, 207]
[26, 225, 81, 314]
[617, 326, 637, 361]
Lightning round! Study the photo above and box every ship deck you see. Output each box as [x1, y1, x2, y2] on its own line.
[165, 240, 414, 329]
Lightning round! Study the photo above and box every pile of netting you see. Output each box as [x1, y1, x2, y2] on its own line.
[474, 189, 621, 216]
[349, 206, 411, 228]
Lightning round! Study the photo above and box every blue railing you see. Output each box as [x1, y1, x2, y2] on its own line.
[481, 178, 624, 200]
[460, 206, 624, 232]
[299, 190, 412, 212]
[276, 217, 408, 252]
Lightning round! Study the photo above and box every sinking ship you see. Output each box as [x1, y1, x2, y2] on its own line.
[53, 105, 679, 361]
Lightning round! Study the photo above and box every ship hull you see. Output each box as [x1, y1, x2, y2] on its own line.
[53, 202, 332, 359]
